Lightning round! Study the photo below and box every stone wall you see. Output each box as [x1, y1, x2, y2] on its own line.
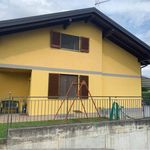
[1, 119, 150, 150]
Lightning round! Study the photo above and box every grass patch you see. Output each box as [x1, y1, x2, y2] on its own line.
[0, 117, 108, 139]
[0, 123, 8, 139]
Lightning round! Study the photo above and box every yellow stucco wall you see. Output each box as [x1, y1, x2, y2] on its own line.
[29, 70, 102, 97]
[0, 22, 102, 72]
[102, 76, 141, 96]
[102, 39, 141, 96]
[0, 71, 30, 98]
[28, 70, 103, 115]
[0, 21, 141, 99]
[102, 39, 140, 76]
[29, 70, 49, 97]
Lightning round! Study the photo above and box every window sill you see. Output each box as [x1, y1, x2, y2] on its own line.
[51, 47, 89, 54]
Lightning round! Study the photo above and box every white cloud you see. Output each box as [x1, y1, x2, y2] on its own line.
[137, 30, 150, 45]
[0, 0, 150, 29]
[100, 0, 150, 26]
[142, 65, 150, 78]
[0, 0, 149, 32]
[0, 0, 95, 20]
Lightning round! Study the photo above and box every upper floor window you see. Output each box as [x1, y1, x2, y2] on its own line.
[51, 31, 89, 53]
[61, 34, 79, 51]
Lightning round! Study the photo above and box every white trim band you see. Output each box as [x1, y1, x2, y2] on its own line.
[0, 63, 141, 79]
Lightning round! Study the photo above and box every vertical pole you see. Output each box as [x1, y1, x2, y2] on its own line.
[6, 101, 10, 138]
[142, 98, 145, 118]
[7, 93, 12, 138]
[10, 96, 13, 127]
[66, 97, 68, 120]
[109, 96, 111, 118]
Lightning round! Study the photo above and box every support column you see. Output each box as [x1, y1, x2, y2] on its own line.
[28, 70, 49, 115]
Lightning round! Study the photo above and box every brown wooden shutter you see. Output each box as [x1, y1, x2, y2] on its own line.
[80, 75, 89, 99]
[48, 74, 59, 98]
[80, 37, 89, 53]
[50, 31, 61, 48]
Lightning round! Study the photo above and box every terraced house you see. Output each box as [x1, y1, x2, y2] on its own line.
[0, 8, 150, 116]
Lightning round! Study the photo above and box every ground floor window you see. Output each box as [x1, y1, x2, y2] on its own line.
[48, 73, 89, 98]
[59, 74, 78, 98]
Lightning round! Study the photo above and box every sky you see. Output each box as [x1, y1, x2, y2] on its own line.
[0, 0, 150, 77]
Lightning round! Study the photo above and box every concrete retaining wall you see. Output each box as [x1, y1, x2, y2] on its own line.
[2, 119, 150, 150]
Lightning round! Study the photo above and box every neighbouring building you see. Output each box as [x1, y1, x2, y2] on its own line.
[0, 8, 150, 115]
[142, 76, 150, 89]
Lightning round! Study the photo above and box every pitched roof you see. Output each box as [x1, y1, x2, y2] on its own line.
[0, 7, 150, 65]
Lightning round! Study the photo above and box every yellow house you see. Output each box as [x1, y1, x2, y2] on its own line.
[0, 8, 150, 116]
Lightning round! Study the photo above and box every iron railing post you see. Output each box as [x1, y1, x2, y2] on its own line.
[142, 98, 145, 118]
[6, 100, 10, 138]
[109, 96, 111, 117]
[66, 97, 68, 120]
[10, 96, 13, 127]
[6, 93, 12, 138]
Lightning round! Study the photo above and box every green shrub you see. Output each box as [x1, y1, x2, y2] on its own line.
[142, 87, 149, 92]
[142, 92, 150, 105]
[142, 92, 150, 99]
